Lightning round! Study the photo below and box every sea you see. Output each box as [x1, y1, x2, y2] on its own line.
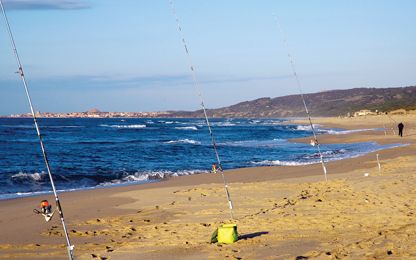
[0, 118, 401, 200]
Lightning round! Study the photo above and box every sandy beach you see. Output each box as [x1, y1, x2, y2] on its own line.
[0, 115, 415, 259]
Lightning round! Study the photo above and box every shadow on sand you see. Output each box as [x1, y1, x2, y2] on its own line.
[238, 231, 269, 240]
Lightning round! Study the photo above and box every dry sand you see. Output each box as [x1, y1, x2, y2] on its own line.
[0, 115, 415, 259]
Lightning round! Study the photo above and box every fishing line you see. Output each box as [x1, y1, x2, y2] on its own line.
[168, 0, 234, 219]
[273, 15, 328, 181]
[386, 113, 397, 135]
[0, 1, 74, 259]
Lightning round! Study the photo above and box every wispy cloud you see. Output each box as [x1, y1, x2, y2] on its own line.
[0, 73, 294, 91]
[87, 74, 191, 86]
[2, 0, 91, 10]
[72, 73, 294, 90]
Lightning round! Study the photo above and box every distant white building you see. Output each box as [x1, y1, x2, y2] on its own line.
[353, 109, 376, 117]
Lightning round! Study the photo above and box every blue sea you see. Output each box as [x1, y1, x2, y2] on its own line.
[0, 118, 400, 199]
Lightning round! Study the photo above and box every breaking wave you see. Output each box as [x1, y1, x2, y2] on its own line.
[215, 122, 236, 127]
[100, 124, 147, 129]
[164, 139, 201, 145]
[11, 172, 46, 182]
[295, 124, 321, 131]
[325, 128, 377, 135]
[220, 139, 285, 147]
[174, 126, 198, 131]
[251, 160, 314, 166]
[98, 170, 207, 186]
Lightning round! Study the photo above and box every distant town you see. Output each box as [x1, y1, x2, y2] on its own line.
[2, 107, 411, 119]
[4, 109, 173, 118]
[2, 86, 416, 118]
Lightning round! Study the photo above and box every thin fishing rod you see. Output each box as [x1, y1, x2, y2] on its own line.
[387, 113, 397, 124]
[386, 114, 397, 135]
[168, 0, 234, 219]
[274, 16, 328, 181]
[0, 2, 74, 259]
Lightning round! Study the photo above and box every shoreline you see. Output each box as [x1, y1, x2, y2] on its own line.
[0, 115, 415, 259]
[0, 122, 409, 202]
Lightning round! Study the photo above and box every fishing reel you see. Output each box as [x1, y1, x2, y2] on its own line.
[33, 200, 56, 222]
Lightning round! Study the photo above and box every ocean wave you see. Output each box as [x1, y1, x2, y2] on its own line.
[305, 149, 347, 159]
[249, 119, 284, 126]
[164, 139, 201, 145]
[251, 143, 407, 167]
[161, 120, 183, 124]
[251, 160, 314, 166]
[295, 124, 378, 135]
[0, 124, 34, 129]
[99, 169, 207, 186]
[174, 126, 198, 131]
[215, 122, 236, 127]
[325, 128, 376, 135]
[220, 139, 285, 147]
[99, 124, 146, 129]
[11, 171, 46, 182]
[295, 124, 321, 131]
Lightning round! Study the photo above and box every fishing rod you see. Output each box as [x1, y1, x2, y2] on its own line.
[168, 0, 234, 219]
[0, 1, 75, 259]
[274, 16, 328, 181]
[386, 113, 397, 135]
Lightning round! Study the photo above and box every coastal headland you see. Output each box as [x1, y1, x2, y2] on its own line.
[0, 114, 415, 259]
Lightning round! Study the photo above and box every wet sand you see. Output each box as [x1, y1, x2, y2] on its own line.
[0, 114, 415, 259]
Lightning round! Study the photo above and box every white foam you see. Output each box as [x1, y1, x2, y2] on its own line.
[11, 171, 45, 181]
[250, 120, 283, 126]
[295, 124, 321, 131]
[251, 160, 314, 166]
[174, 126, 198, 131]
[99, 170, 207, 186]
[217, 122, 236, 126]
[100, 124, 146, 129]
[160, 120, 182, 124]
[165, 139, 201, 145]
[325, 128, 376, 135]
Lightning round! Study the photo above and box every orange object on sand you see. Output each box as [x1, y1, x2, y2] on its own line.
[40, 200, 49, 208]
[212, 163, 217, 173]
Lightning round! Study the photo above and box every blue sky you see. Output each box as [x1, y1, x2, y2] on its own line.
[0, 0, 415, 115]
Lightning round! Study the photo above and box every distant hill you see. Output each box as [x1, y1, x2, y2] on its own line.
[170, 86, 416, 118]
